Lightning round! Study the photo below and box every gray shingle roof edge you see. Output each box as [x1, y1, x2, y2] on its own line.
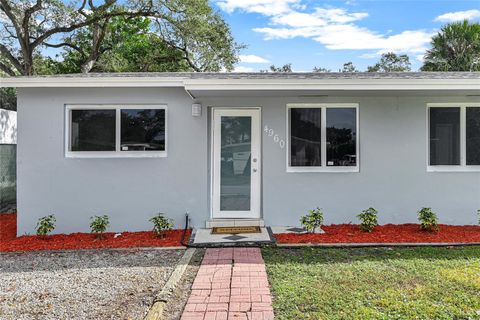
[3, 71, 480, 80]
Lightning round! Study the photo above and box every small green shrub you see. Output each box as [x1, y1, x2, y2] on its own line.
[357, 207, 378, 232]
[36, 215, 56, 237]
[417, 207, 439, 232]
[90, 215, 110, 239]
[300, 208, 324, 233]
[150, 213, 174, 238]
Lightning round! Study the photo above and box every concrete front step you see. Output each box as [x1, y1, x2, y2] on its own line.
[206, 219, 265, 228]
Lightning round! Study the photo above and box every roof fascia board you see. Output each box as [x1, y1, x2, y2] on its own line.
[1, 76, 479, 91]
[183, 78, 480, 91]
[1, 77, 185, 88]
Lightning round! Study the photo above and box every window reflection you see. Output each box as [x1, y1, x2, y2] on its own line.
[220, 116, 251, 211]
[327, 108, 357, 166]
[120, 109, 165, 151]
[429, 107, 460, 165]
[71, 110, 116, 151]
[466, 107, 480, 165]
[290, 108, 322, 166]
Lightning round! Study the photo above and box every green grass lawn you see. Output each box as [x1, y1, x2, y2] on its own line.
[262, 246, 480, 320]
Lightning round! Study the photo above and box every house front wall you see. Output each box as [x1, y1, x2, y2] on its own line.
[17, 88, 480, 234]
[17, 88, 208, 234]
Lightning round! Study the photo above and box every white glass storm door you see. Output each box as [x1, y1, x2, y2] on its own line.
[212, 108, 261, 219]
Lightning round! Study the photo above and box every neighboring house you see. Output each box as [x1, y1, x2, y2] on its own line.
[1, 72, 480, 234]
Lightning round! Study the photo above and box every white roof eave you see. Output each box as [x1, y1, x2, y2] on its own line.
[1, 76, 479, 91]
[0, 76, 186, 88]
[182, 78, 480, 91]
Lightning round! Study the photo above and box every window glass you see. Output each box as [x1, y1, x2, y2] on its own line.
[326, 108, 357, 166]
[429, 107, 460, 165]
[290, 108, 321, 166]
[220, 116, 251, 211]
[71, 110, 116, 151]
[120, 109, 166, 151]
[466, 107, 480, 165]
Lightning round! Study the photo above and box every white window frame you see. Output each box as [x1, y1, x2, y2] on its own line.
[286, 103, 360, 173]
[65, 104, 167, 158]
[427, 103, 480, 172]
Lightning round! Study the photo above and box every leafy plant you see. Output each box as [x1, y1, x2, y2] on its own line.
[90, 215, 110, 239]
[36, 215, 56, 237]
[367, 52, 411, 72]
[417, 208, 439, 232]
[357, 207, 379, 232]
[422, 20, 480, 72]
[150, 213, 174, 238]
[300, 208, 324, 233]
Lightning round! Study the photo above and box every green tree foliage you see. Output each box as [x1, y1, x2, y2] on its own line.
[0, 0, 241, 75]
[0, 88, 16, 111]
[367, 52, 411, 72]
[421, 20, 480, 71]
[312, 66, 331, 72]
[340, 61, 358, 72]
[56, 17, 191, 73]
[261, 63, 293, 72]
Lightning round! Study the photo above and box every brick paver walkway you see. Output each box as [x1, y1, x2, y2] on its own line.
[181, 247, 274, 320]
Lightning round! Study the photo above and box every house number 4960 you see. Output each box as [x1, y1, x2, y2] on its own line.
[264, 125, 285, 149]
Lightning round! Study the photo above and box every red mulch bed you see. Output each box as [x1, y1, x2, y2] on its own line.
[275, 224, 480, 244]
[0, 213, 17, 241]
[0, 230, 191, 252]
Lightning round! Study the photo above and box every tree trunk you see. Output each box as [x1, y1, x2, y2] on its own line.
[81, 60, 96, 73]
[23, 50, 34, 76]
[80, 20, 108, 73]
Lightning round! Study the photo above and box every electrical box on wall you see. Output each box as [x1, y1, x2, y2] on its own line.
[192, 103, 202, 117]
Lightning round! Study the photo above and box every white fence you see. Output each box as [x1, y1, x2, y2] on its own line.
[0, 109, 17, 144]
[0, 108, 16, 212]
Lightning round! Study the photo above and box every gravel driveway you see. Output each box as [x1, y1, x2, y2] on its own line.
[0, 248, 184, 320]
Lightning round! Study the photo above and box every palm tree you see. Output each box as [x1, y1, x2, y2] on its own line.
[421, 20, 480, 71]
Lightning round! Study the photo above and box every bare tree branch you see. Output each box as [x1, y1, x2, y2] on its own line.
[24, 0, 43, 22]
[44, 42, 84, 56]
[31, 11, 165, 49]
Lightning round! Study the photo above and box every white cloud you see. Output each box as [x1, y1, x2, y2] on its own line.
[239, 54, 270, 63]
[435, 9, 480, 22]
[234, 66, 256, 72]
[270, 7, 367, 27]
[216, 0, 300, 16]
[254, 25, 433, 55]
[218, 1, 434, 58]
[315, 8, 368, 23]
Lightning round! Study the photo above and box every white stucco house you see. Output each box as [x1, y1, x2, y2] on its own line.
[1, 72, 480, 235]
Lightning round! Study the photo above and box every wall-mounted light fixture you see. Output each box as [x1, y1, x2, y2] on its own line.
[192, 103, 202, 117]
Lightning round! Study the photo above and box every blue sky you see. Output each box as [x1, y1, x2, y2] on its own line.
[212, 0, 480, 71]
